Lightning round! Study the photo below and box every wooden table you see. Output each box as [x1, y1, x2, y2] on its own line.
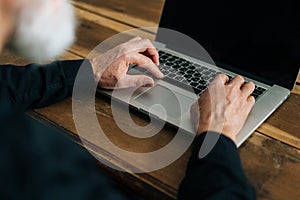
[1, 0, 300, 199]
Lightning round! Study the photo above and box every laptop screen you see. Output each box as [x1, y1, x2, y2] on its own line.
[156, 0, 300, 90]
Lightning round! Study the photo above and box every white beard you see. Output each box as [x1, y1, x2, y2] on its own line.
[8, 0, 76, 63]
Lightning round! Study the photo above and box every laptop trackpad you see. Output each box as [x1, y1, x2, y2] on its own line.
[134, 84, 195, 119]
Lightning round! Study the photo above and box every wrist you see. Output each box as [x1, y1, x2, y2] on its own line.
[197, 126, 237, 144]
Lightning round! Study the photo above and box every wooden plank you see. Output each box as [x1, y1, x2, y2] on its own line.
[292, 84, 300, 95]
[257, 123, 300, 150]
[239, 132, 300, 200]
[257, 93, 300, 149]
[69, 7, 156, 58]
[61, 51, 83, 60]
[72, 1, 162, 28]
[72, 0, 164, 26]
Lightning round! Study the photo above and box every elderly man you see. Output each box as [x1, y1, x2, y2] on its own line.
[0, 0, 256, 199]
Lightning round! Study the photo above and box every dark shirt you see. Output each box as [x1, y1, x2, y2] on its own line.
[178, 132, 256, 199]
[0, 60, 83, 119]
[0, 59, 139, 200]
[0, 59, 256, 199]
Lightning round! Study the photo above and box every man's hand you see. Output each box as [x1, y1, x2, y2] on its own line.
[90, 36, 164, 89]
[190, 74, 255, 143]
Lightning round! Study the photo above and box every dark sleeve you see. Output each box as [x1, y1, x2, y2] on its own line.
[0, 59, 93, 119]
[178, 131, 256, 200]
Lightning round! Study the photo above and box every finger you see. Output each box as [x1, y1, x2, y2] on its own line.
[245, 95, 256, 113]
[248, 95, 256, 104]
[127, 38, 160, 66]
[142, 48, 160, 66]
[228, 75, 245, 87]
[211, 73, 229, 86]
[126, 52, 164, 78]
[115, 74, 154, 88]
[241, 81, 255, 97]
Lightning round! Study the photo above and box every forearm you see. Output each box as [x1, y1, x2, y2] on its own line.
[0, 59, 90, 118]
[178, 131, 256, 200]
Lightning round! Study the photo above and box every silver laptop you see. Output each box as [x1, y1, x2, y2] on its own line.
[97, 0, 299, 147]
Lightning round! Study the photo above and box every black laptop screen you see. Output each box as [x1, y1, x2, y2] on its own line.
[156, 0, 300, 90]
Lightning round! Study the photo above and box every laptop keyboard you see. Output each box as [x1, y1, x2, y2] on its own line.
[134, 49, 266, 99]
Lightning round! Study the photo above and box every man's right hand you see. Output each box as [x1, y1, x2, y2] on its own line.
[190, 74, 256, 143]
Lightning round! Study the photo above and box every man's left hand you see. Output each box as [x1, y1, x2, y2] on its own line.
[90, 36, 164, 89]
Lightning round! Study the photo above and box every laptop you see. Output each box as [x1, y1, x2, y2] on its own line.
[97, 0, 300, 147]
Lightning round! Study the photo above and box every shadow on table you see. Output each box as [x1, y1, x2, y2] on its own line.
[0, 112, 144, 200]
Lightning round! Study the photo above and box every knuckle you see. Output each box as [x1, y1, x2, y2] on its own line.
[245, 81, 255, 91]
[237, 75, 244, 82]
[143, 38, 151, 44]
[119, 43, 126, 49]
[216, 73, 228, 82]
[122, 53, 130, 60]
[217, 73, 226, 79]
